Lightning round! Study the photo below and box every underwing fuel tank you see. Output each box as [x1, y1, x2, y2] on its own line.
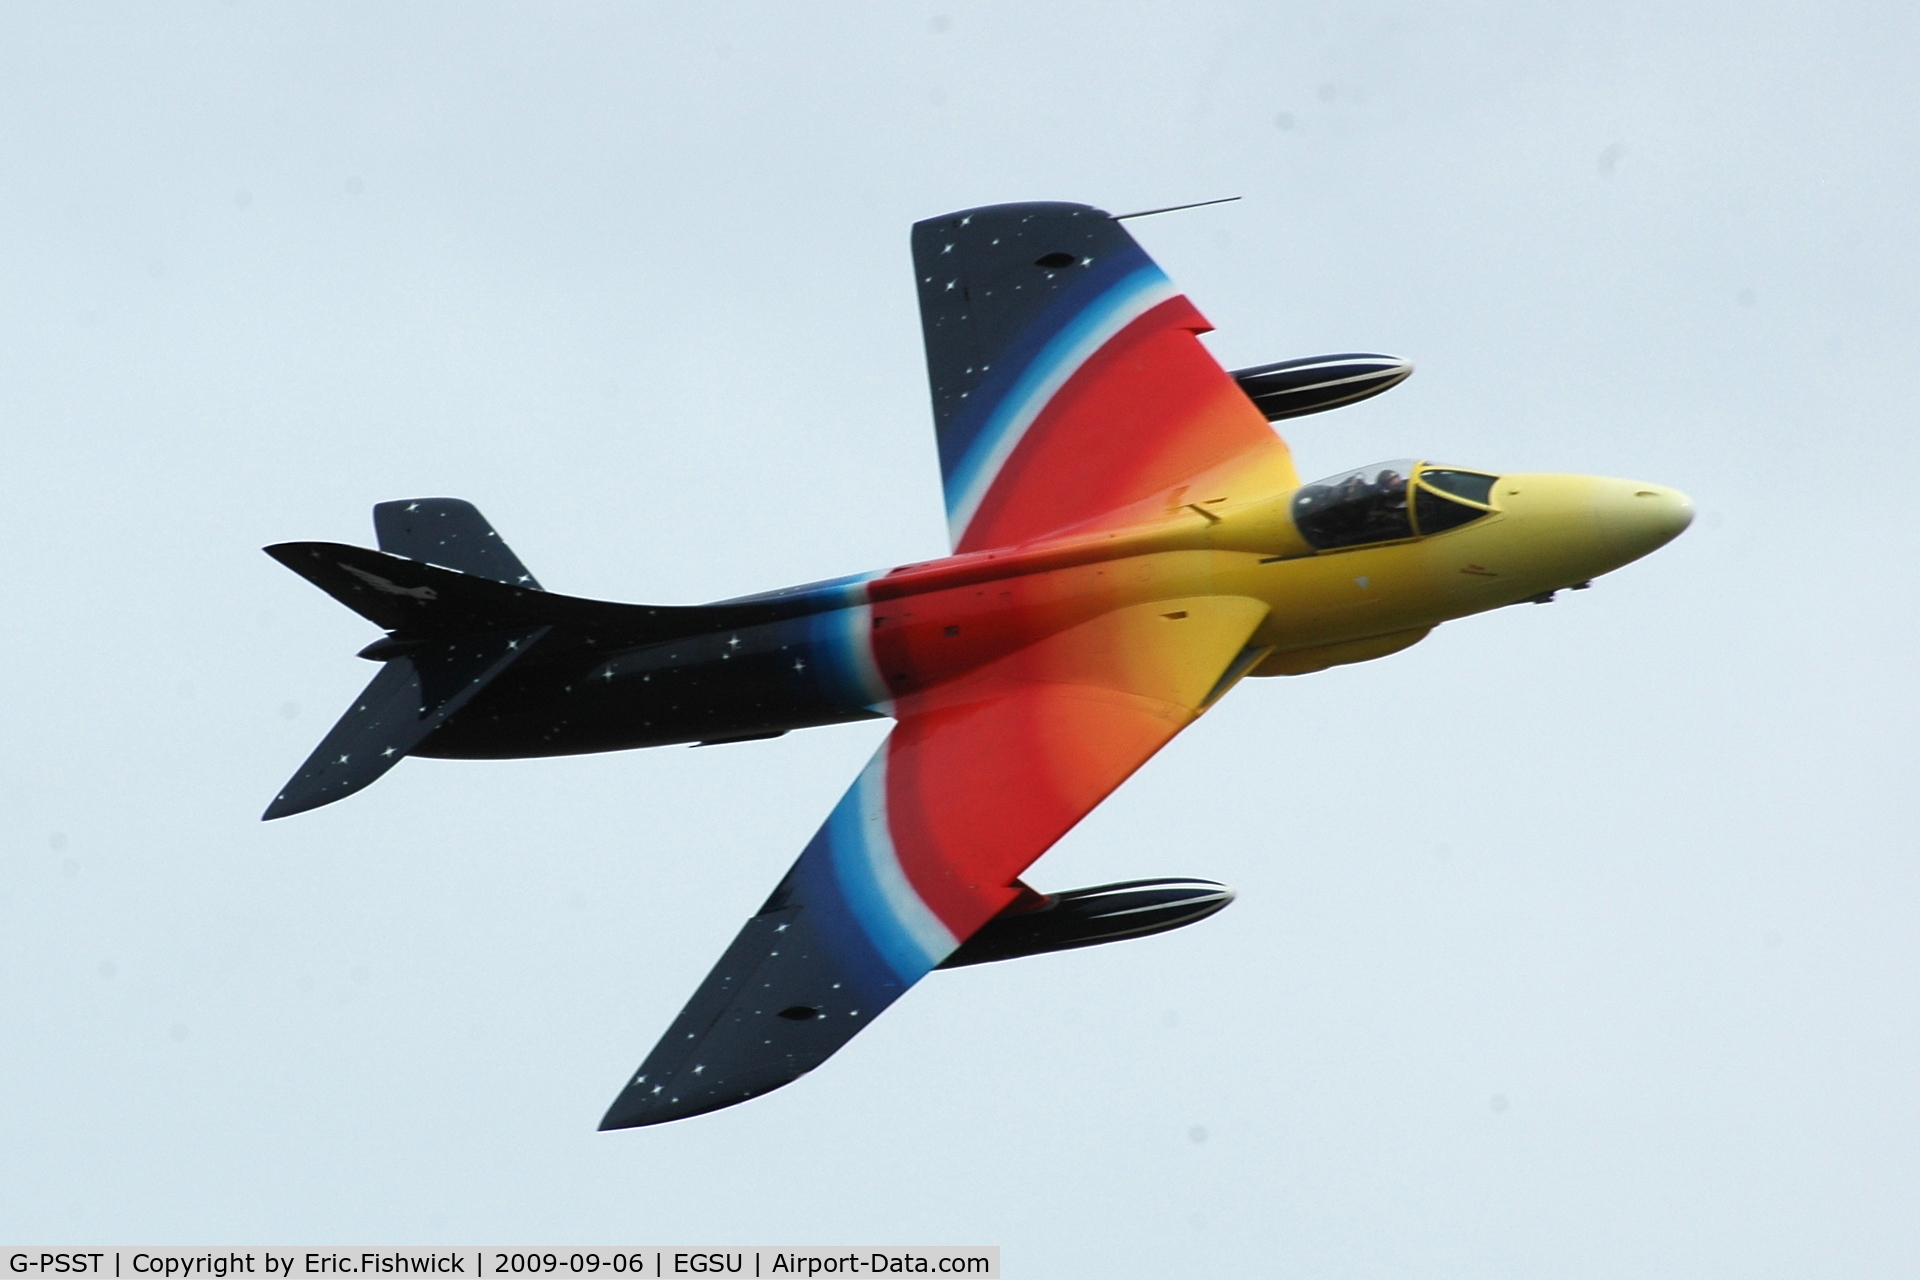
[937, 879, 1234, 968]
[1229, 353, 1413, 421]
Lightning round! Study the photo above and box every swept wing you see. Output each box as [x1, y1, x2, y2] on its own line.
[599, 594, 1269, 1127]
[913, 201, 1298, 552]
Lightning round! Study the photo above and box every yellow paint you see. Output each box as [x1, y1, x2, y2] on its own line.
[934, 463, 1691, 693]
[1250, 627, 1431, 677]
[1220, 470, 1690, 657]
[922, 595, 1271, 720]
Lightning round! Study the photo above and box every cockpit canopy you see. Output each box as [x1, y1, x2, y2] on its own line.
[1291, 460, 1499, 550]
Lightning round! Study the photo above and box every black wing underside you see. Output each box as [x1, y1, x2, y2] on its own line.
[598, 898, 892, 1130]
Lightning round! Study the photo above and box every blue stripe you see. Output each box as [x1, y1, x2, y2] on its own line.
[935, 243, 1155, 486]
[802, 596, 889, 713]
[784, 744, 958, 1004]
[822, 769, 932, 987]
[788, 829, 904, 1008]
[788, 776, 930, 1004]
[944, 262, 1174, 535]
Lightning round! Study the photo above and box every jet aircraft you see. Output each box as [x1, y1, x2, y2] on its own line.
[263, 201, 1692, 1129]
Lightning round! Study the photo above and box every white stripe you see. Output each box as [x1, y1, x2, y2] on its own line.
[840, 602, 893, 714]
[946, 268, 1179, 544]
[853, 751, 957, 968]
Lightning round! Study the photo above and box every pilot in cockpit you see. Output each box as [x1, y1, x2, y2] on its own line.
[1294, 460, 1419, 549]
[1292, 460, 1497, 551]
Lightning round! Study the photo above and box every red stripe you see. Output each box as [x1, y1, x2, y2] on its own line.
[881, 687, 1178, 939]
[957, 295, 1279, 553]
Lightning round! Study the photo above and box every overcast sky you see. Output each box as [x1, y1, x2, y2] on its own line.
[4, 2, 1917, 1274]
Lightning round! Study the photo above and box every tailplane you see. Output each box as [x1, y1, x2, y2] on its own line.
[265, 540, 552, 637]
[263, 499, 554, 820]
[265, 498, 804, 820]
[261, 625, 548, 819]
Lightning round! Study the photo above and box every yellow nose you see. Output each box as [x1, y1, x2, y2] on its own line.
[1593, 479, 1693, 560]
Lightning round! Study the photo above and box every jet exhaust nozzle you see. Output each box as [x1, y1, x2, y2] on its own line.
[937, 878, 1234, 968]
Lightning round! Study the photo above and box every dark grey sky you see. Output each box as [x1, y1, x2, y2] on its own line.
[4, 2, 1916, 1273]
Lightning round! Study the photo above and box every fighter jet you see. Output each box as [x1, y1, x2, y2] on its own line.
[263, 201, 1692, 1128]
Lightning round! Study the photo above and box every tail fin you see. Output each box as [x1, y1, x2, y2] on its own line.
[264, 498, 554, 820]
[265, 498, 798, 820]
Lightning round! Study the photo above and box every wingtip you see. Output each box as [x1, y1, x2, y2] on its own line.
[596, 1103, 679, 1132]
[597, 1084, 666, 1132]
[595, 1089, 738, 1132]
[261, 791, 318, 822]
[598, 1068, 799, 1131]
[594, 1104, 672, 1133]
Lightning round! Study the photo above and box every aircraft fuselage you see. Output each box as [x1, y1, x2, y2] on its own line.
[414, 468, 1691, 761]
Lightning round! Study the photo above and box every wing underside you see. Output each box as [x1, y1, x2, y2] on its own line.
[598, 201, 1299, 1129]
[599, 595, 1270, 1128]
[912, 201, 1298, 553]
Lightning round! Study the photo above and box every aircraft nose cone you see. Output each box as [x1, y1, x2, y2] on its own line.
[1594, 480, 1693, 559]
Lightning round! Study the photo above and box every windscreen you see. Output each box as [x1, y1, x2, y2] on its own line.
[1412, 466, 1498, 535]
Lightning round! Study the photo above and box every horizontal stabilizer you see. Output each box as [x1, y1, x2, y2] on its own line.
[265, 542, 554, 635]
[262, 627, 547, 820]
[264, 541, 782, 644]
[373, 498, 543, 588]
